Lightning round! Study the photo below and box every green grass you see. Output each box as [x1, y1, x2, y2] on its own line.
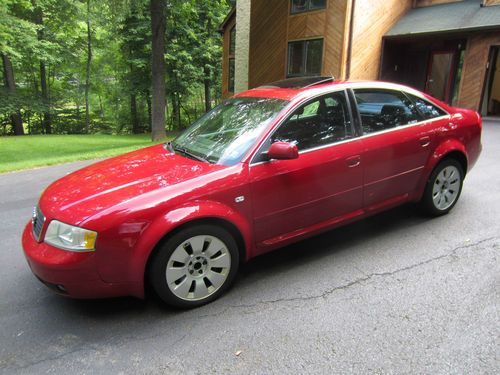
[0, 134, 173, 174]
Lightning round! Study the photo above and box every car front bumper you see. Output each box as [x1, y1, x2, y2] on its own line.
[22, 222, 140, 299]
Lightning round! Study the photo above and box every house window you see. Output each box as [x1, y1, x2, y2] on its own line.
[228, 26, 236, 93]
[291, 0, 326, 14]
[287, 39, 323, 77]
[229, 26, 236, 56]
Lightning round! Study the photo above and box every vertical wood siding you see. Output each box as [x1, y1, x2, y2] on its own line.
[248, 0, 348, 88]
[457, 32, 500, 110]
[350, 0, 412, 80]
[248, 0, 289, 88]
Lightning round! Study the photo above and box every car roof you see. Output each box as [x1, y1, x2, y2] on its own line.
[235, 78, 450, 110]
[235, 76, 341, 100]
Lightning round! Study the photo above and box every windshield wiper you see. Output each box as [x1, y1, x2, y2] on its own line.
[170, 142, 210, 163]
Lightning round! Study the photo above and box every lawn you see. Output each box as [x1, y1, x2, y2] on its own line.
[0, 134, 173, 174]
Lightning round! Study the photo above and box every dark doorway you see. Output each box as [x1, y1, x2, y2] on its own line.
[426, 51, 454, 102]
[481, 46, 500, 116]
[381, 37, 465, 105]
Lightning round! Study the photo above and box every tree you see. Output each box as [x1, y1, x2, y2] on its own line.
[0, 0, 229, 137]
[120, 0, 151, 134]
[33, 2, 51, 134]
[195, 1, 228, 112]
[0, 0, 39, 135]
[150, 0, 166, 141]
[85, 0, 92, 133]
[1, 53, 24, 135]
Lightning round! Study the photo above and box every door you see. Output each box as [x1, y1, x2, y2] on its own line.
[352, 88, 443, 211]
[249, 91, 363, 251]
[426, 51, 454, 103]
[480, 46, 500, 116]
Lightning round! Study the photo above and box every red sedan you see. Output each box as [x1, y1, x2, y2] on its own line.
[22, 77, 482, 308]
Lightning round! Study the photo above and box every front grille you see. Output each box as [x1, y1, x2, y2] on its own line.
[32, 206, 46, 241]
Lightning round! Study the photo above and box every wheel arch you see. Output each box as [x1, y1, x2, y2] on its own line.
[441, 150, 467, 175]
[144, 216, 247, 277]
[127, 202, 252, 297]
[414, 140, 468, 201]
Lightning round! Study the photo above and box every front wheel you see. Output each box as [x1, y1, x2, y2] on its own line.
[149, 225, 239, 309]
[421, 159, 464, 216]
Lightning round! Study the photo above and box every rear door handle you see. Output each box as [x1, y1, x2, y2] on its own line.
[346, 155, 361, 167]
[419, 136, 431, 147]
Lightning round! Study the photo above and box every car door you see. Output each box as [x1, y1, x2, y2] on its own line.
[351, 87, 446, 211]
[249, 90, 363, 252]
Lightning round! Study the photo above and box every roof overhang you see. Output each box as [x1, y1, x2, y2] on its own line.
[385, 0, 500, 39]
[218, 7, 236, 34]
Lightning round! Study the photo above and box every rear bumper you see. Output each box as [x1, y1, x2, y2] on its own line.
[22, 222, 142, 299]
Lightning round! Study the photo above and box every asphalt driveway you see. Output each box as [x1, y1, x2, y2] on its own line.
[0, 120, 498, 374]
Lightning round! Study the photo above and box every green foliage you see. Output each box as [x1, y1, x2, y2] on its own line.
[0, 0, 39, 59]
[0, 0, 230, 136]
[165, 0, 229, 129]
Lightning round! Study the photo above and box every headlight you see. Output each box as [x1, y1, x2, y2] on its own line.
[44, 220, 97, 252]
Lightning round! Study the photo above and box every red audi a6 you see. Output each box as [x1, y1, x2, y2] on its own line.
[23, 77, 482, 308]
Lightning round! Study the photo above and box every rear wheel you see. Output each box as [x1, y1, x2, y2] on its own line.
[149, 225, 239, 308]
[421, 158, 464, 216]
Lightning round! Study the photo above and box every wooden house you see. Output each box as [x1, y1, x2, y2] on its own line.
[220, 0, 500, 116]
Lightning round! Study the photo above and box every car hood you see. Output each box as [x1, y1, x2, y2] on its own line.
[39, 144, 225, 224]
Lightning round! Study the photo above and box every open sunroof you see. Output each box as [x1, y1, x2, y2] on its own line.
[258, 76, 335, 89]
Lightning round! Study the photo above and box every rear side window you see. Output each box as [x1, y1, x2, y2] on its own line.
[354, 89, 419, 134]
[407, 94, 448, 120]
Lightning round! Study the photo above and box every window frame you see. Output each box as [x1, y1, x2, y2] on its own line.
[348, 87, 450, 138]
[287, 38, 324, 78]
[251, 89, 356, 164]
[290, 0, 327, 15]
[249, 84, 451, 166]
[227, 25, 236, 93]
[351, 88, 422, 135]
[403, 92, 448, 121]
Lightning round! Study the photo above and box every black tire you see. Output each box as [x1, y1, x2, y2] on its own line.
[420, 158, 464, 216]
[149, 224, 239, 309]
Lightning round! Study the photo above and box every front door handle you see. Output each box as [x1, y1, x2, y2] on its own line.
[346, 155, 361, 167]
[419, 136, 431, 147]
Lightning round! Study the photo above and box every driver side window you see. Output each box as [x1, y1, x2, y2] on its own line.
[271, 91, 354, 151]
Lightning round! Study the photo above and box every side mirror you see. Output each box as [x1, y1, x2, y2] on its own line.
[266, 141, 299, 160]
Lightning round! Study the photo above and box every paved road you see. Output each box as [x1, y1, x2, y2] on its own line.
[0, 122, 499, 374]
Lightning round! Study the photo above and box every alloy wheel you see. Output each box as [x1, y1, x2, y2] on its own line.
[165, 235, 231, 301]
[432, 165, 461, 211]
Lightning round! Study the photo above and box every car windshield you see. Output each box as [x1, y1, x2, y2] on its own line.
[172, 97, 288, 165]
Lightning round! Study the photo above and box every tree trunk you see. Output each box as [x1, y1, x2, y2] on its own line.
[179, 99, 191, 125]
[145, 90, 152, 132]
[76, 102, 80, 120]
[171, 91, 179, 129]
[85, 0, 92, 133]
[40, 61, 52, 134]
[176, 92, 182, 128]
[204, 65, 211, 112]
[98, 94, 104, 119]
[35, 7, 52, 135]
[27, 111, 31, 134]
[1, 54, 24, 135]
[150, 0, 166, 141]
[131, 93, 140, 134]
